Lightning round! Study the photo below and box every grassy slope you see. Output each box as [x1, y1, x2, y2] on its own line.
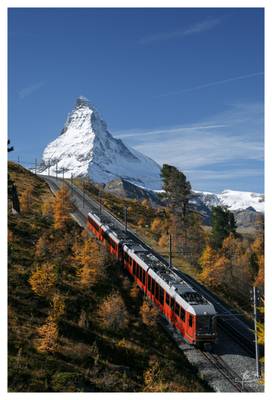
[8, 162, 210, 392]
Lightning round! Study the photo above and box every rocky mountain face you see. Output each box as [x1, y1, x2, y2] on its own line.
[40, 97, 162, 190]
[104, 178, 163, 206]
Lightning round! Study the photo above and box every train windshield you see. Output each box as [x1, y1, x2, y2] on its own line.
[197, 316, 212, 334]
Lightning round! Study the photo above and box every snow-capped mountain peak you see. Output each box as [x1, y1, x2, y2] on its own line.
[193, 189, 264, 213]
[40, 97, 162, 190]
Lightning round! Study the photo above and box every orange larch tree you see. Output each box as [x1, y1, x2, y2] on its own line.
[53, 185, 74, 230]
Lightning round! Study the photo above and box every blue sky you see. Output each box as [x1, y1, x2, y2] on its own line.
[8, 8, 264, 193]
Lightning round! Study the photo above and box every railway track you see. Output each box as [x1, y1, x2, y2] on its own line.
[200, 350, 249, 392]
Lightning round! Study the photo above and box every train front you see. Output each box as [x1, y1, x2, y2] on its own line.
[184, 291, 217, 346]
[193, 302, 217, 346]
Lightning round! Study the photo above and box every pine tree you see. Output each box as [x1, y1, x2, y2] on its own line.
[161, 164, 191, 216]
[211, 206, 237, 249]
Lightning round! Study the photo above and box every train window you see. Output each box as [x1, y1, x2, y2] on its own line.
[166, 292, 170, 305]
[197, 316, 211, 334]
[155, 283, 159, 300]
[189, 315, 193, 327]
[133, 261, 136, 275]
[159, 286, 164, 305]
[180, 307, 185, 321]
[142, 270, 146, 284]
[151, 279, 155, 295]
[175, 302, 180, 317]
[148, 275, 152, 291]
[170, 298, 175, 311]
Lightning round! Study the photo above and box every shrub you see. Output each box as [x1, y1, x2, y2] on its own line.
[98, 292, 129, 331]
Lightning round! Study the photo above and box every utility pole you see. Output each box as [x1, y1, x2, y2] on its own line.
[169, 234, 172, 268]
[82, 181, 85, 208]
[34, 158, 37, 175]
[17, 155, 20, 164]
[62, 168, 64, 182]
[253, 286, 260, 378]
[48, 161, 50, 176]
[56, 162, 58, 179]
[99, 190, 102, 218]
[71, 173, 73, 195]
[124, 206, 128, 233]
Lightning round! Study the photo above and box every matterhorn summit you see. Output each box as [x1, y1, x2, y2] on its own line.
[41, 97, 162, 190]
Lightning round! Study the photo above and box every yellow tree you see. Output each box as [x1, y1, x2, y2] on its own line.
[158, 234, 168, 248]
[29, 262, 57, 297]
[255, 255, 264, 287]
[35, 235, 50, 259]
[73, 236, 104, 288]
[143, 358, 165, 392]
[98, 292, 129, 330]
[53, 185, 74, 229]
[20, 188, 33, 213]
[150, 218, 161, 233]
[51, 292, 65, 321]
[130, 281, 140, 301]
[140, 300, 159, 327]
[199, 245, 218, 282]
[36, 316, 58, 353]
[41, 197, 54, 218]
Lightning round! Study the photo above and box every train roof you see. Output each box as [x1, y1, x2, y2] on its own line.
[123, 238, 215, 316]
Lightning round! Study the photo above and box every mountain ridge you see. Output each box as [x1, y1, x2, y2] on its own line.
[40, 97, 162, 190]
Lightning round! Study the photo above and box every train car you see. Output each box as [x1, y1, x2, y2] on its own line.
[123, 240, 216, 345]
[87, 211, 216, 346]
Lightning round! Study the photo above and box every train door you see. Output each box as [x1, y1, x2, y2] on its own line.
[186, 313, 195, 343]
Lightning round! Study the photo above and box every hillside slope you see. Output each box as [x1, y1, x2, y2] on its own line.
[8, 162, 209, 392]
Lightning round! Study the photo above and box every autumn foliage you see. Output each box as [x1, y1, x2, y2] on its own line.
[53, 185, 74, 229]
[20, 188, 33, 213]
[36, 316, 59, 353]
[29, 262, 57, 298]
[140, 300, 159, 327]
[72, 233, 104, 288]
[98, 292, 129, 330]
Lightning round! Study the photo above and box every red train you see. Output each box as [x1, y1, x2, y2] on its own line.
[87, 211, 217, 346]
